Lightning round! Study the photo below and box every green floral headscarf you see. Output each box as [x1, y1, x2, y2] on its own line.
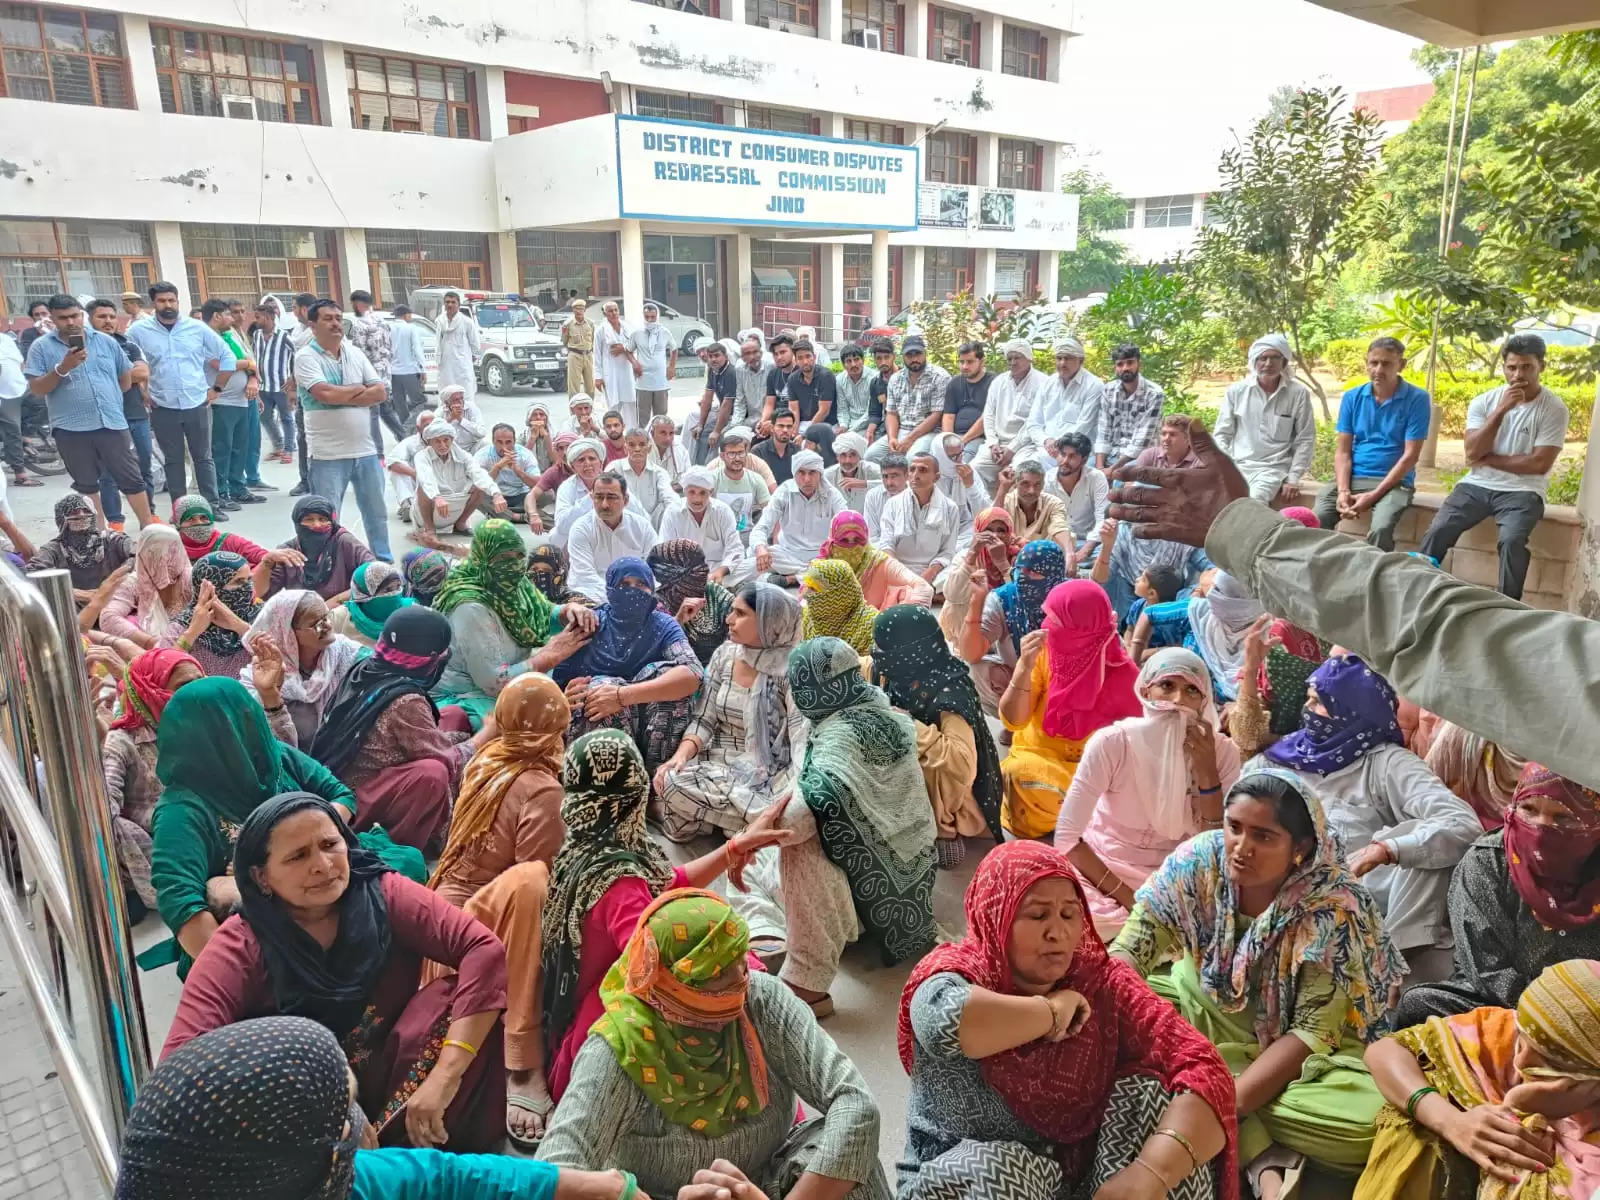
[431, 519, 554, 649]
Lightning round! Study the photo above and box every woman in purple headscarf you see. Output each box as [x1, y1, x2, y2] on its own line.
[1254, 654, 1482, 984]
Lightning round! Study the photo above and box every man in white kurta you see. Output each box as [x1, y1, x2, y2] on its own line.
[1017, 337, 1104, 460]
[973, 339, 1051, 491]
[413, 418, 505, 542]
[658, 466, 752, 586]
[615, 428, 673, 527]
[1212, 332, 1318, 504]
[594, 301, 640, 428]
[566, 470, 658, 603]
[552, 436, 652, 546]
[647, 414, 690, 490]
[873, 450, 963, 588]
[862, 452, 909, 538]
[438, 384, 487, 454]
[750, 449, 844, 583]
[434, 292, 480, 403]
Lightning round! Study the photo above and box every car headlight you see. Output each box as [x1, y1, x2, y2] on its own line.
[515, 347, 533, 359]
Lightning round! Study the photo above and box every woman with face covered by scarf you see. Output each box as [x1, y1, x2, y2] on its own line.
[329, 561, 413, 649]
[818, 509, 933, 611]
[265, 495, 375, 601]
[157, 550, 262, 678]
[1396, 764, 1600, 1028]
[1261, 653, 1481, 983]
[551, 557, 705, 772]
[96, 524, 192, 647]
[171, 493, 269, 564]
[937, 505, 1023, 655]
[647, 538, 733, 665]
[953, 539, 1067, 717]
[27, 491, 135, 598]
[399, 546, 452, 607]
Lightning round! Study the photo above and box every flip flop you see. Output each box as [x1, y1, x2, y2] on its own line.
[505, 1093, 551, 1151]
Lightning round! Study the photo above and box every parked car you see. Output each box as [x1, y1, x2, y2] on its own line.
[542, 297, 714, 353]
[1515, 313, 1600, 348]
[407, 288, 566, 394]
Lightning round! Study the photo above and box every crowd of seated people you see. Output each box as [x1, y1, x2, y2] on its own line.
[56, 322, 1599, 1200]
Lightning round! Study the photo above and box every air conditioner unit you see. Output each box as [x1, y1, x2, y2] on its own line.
[942, 46, 966, 63]
[845, 27, 882, 50]
[845, 286, 871, 301]
[221, 93, 256, 120]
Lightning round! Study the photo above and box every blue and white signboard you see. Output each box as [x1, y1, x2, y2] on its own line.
[615, 115, 919, 231]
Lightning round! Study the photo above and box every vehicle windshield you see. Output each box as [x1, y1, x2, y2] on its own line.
[475, 304, 537, 329]
[1525, 324, 1594, 348]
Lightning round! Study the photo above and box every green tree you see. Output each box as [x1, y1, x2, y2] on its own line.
[1057, 167, 1131, 297]
[1193, 86, 1383, 418]
[1078, 265, 1226, 406]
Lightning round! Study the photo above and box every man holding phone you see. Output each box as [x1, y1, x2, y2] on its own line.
[23, 293, 158, 529]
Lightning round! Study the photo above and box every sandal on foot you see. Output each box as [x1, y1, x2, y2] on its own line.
[749, 935, 787, 977]
[806, 994, 835, 1019]
[505, 1093, 552, 1151]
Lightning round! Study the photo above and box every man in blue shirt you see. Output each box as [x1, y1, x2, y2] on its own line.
[23, 293, 157, 528]
[1311, 336, 1431, 551]
[87, 298, 155, 531]
[126, 281, 234, 519]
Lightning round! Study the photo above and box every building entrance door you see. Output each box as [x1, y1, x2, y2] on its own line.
[643, 234, 722, 338]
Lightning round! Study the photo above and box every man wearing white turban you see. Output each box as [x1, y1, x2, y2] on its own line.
[594, 300, 640, 427]
[972, 339, 1050, 491]
[566, 391, 603, 439]
[750, 448, 844, 583]
[412, 417, 505, 545]
[551, 435, 650, 545]
[1017, 335, 1104, 460]
[1213, 332, 1317, 504]
[658, 464, 752, 586]
[824, 430, 881, 497]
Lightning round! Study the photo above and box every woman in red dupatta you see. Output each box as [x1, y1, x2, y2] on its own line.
[896, 841, 1239, 1200]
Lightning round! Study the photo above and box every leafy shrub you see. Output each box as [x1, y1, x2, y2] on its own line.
[1162, 391, 1216, 433]
[1322, 338, 1370, 380]
[1547, 453, 1586, 506]
[1339, 373, 1594, 440]
[1546, 344, 1598, 385]
[1307, 422, 1340, 483]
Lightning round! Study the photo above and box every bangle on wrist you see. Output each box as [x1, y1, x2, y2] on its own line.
[1405, 1085, 1438, 1121]
[1131, 1157, 1173, 1191]
[1155, 1127, 1199, 1171]
[1039, 994, 1060, 1039]
[442, 1038, 478, 1057]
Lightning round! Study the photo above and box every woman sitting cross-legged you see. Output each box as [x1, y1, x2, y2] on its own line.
[96, 525, 193, 649]
[151, 677, 426, 976]
[162, 794, 511, 1154]
[653, 582, 805, 844]
[265, 494, 375, 600]
[240, 589, 365, 749]
[551, 557, 705, 773]
[868, 604, 1004, 868]
[330, 561, 412, 650]
[541, 730, 793, 1104]
[539, 889, 892, 1200]
[1111, 768, 1408, 1197]
[1357, 957, 1600, 1200]
[898, 841, 1239, 1200]
[1054, 647, 1240, 939]
[732, 637, 938, 1018]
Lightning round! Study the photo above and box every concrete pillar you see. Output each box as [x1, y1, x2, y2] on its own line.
[819, 0, 843, 43]
[120, 14, 163, 113]
[905, 245, 927, 304]
[619, 219, 645, 326]
[978, 13, 1002, 73]
[975, 248, 997, 301]
[822, 113, 844, 139]
[1040, 250, 1060, 302]
[480, 65, 509, 140]
[337, 229, 371, 303]
[822, 243, 845, 342]
[976, 133, 998, 188]
[734, 233, 755, 331]
[870, 230, 890, 325]
[724, 0, 747, 24]
[492, 232, 520, 295]
[1042, 141, 1065, 195]
[1045, 28, 1066, 83]
[151, 223, 189, 311]
[905, 0, 928, 59]
[315, 41, 352, 129]
[1565, 380, 1600, 616]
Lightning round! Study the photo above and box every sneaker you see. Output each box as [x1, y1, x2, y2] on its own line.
[398, 498, 412, 524]
[217, 498, 241, 511]
[262, 449, 281, 461]
[935, 838, 968, 870]
[248, 481, 278, 491]
[233, 492, 267, 504]
[106, 520, 126, 533]
[277, 452, 295, 465]
[212, 507, 231, 522]
[289, 482, 309, 497]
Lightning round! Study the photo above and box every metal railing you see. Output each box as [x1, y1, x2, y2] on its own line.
[757, 305, 885, 343]
[0, 563, 151, 1188]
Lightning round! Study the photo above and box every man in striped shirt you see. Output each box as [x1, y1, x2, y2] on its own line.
[252, 303, 298, 472]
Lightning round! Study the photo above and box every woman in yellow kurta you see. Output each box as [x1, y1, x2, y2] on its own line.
[996, 580, 1141, 839]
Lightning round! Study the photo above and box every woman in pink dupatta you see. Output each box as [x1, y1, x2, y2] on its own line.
[817, 510, 932, 610]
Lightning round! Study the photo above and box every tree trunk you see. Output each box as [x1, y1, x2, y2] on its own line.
[1296, 353, 1331, 422]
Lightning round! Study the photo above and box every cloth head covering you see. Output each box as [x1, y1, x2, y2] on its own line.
[289, 496, 342, 591]
[567, 435, 605, 466]
[175, 551, 259, 657]
[1106, 647, 1221, 840]
[541, 729, 675, 1057]
[594, 889, 769, 1136]
[802, 423, 837, 467]
[173, 495, 224, 560]
[553, 558, 685, 685]
[233, 793, 393, 1039]
[525, 542, 572, 604]
[1517, 959, 1600, 1081]
[1054, 335, 1086, 358]
[647, 540, 709, 616]
[800, 558, 879, 654]
[1001, 338, 1031, 359]
[1248, 333, 1293, 383]
[871, 604, 1003, 841]
[1424, 720, 1527, 831]
[1265, 654, 1404, 775]
[818, 510, 884, 579]
[50, 492, 108, 573]
[422, 418, 455, 445]
[156, 677, 299, 825]
[433, 519, 555, 650]
[113, 1016, 365, 1200]
[341, 560, 412, 641]
[1039, 580, 1142, 742]
[1280, 506, 1318, 529]
[898, 842, 1240, 1185]
[1187, 570, 1267, 702]
[791, 449, 824, 474]
[430, 673, 570, 889]
[1502, 764, 1600, 931]
[680, 465, 716, 492]
[127, 524, 192, 636]
[715, 336, 741, 364]
[240, 591, 362, 707]
[785, 637, 937, 965]
[994, 539, 1067, 654]
[310, 606, 452, 775]
[110, 648, 200, 733]
[833, 431, 868, 460]
[972, 505, 1021, 587]
[733, 583, 803, 774]
[399, 547, 451, 606]
[1133, 766, 1407, 1044]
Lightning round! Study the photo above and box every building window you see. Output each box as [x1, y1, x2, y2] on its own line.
[927, 6, 977, 68]
[924, 247, 974, 300]
[635, 89, 720, 124]
[364, 229, 491, 308]
[747, 0, 816, 35]
[745, 104, 815, 134]
[347, 52, 476, 139]
[993, 250, 1037, 302]
[842, 244, 902, 333]
[842, 0, 903, 52]
[152, 25, 318, 123]
[1121, 201, 1137, 229]
[1000, 24, 1046, 79]
[634, 0, 720, 13]
[843, 119, 904, 144]
[925, 130, 976, 185]
[0, 3, 128, 107]
[751, 240, 818, 329]
[182, 225, 337, 305]
[1202, 195, 1225, 226]
[997, 139, 1043, 191]
[517, 232, 621, 311]
[0, 219, 152, 315]
[1142, 194, 1194, 228]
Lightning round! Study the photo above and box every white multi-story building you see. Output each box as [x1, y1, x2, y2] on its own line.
[0, 0, 1080, 343]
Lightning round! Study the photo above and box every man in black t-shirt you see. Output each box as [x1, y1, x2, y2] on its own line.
[863, 337, 899, 461]
[941, 339, 993, 464]
[784, 339, 836, 426]
[692, 338, 739, 464]
[751, 408, 799, 485]
[758, 332, 797, 434]
[88, 298, 155, 527]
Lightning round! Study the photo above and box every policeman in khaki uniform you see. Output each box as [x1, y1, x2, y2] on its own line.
[562, 297, 596, 397]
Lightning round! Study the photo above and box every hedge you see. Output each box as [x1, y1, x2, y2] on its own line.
[1338, 374, 1594, 440]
